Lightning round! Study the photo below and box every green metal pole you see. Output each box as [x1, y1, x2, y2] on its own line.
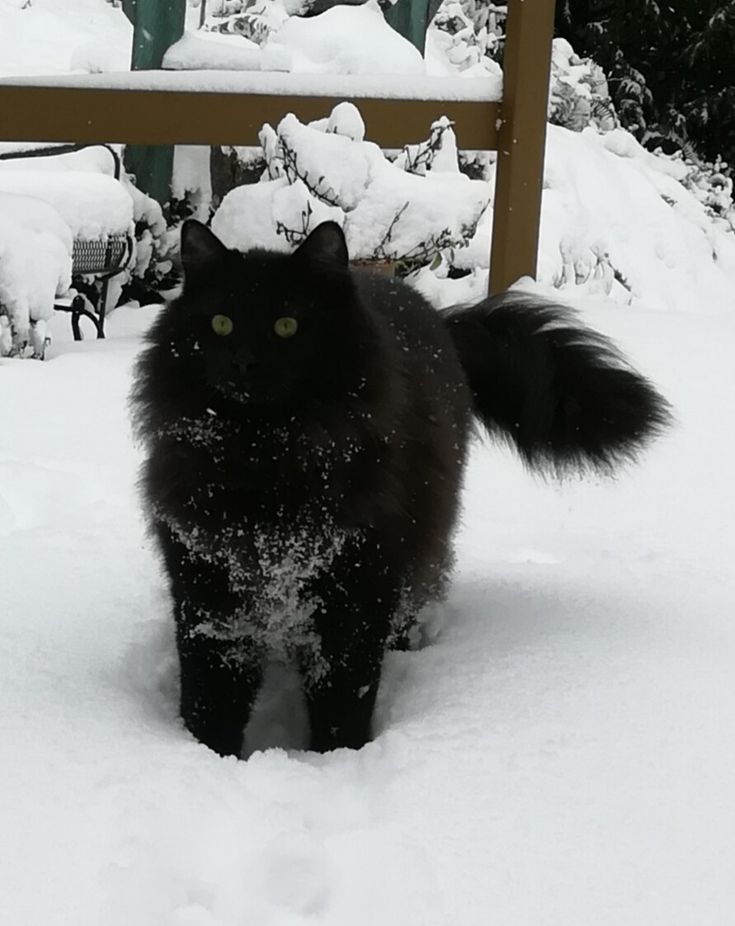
[122, 0, 186, 205]
[383, 0, 441, 54]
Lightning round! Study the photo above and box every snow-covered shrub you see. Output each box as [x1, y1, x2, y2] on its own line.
[119, 177, 176, 301]
[432, 123, 735, 313]
[0, 193, 72, 357]
[265, 2, 425, 75]
[426, 0, 505, 76]
[199, 0, 290, 46]
[549, 39, 617, 134]
[211, 104, 489, 273]
[655, 153, 735, 235]
[393, 115, 460, 176]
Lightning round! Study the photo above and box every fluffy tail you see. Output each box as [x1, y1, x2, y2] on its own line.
[443, 292, 672, 475]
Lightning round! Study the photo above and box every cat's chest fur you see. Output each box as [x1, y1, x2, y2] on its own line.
[147, 400, 397, 660]
[150, 401, 395, 528]
[171, 504, 353, 668]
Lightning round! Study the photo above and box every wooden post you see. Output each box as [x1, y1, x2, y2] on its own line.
[489, 0, 556, 294]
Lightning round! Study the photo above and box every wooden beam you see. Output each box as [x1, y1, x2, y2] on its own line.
[0, 85, 500, 150]
[490, 0, 556, 294]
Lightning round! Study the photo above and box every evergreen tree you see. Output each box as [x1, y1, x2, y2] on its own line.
[555, 0, 735, 167]
[680, 3, 735, 165]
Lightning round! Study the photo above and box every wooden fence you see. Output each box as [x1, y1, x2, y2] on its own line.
[0, 0, 556, 294]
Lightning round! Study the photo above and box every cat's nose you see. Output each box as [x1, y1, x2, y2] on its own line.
[234, 347, 256, 372]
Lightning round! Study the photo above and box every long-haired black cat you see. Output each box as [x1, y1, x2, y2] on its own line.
[132, 220, 670, 757]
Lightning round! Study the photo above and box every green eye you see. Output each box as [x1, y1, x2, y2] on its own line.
[211, 314, 233, 336]
[274, 316, 298, 338]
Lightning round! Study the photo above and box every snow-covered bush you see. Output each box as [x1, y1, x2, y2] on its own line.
[199, 0, 291, 46]
[115, 177, 177, 307]
[431, 123, 735, 313]
[657, 153, 735, 234]
[211, 104, 489, 273]
[426, 0, 505, 77]
[0, 193, 72, 357]
[200, 76, 735, 316]
[549, 39, 617, 134]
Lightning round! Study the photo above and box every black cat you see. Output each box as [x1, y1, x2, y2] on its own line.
[132, 220, 670, 756]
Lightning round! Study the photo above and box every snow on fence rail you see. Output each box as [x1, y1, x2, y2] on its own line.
[0, 0, 555, 295]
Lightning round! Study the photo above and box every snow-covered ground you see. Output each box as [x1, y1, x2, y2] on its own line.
[2, 1, 734, 921]
[2, 293, 734, 924]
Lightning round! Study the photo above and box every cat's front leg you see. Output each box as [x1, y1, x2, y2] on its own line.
[176, 620, 262, 758]
[164, 545, 262, 757]
[306, 664, 382, 752]
[304, 570, 396, 752]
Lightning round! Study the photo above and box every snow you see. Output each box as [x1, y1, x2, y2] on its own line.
[0, 67, 501, 101]
[212, 175, 344, 253]
[0, 192, 72, 351]
[213, 109, 488, 261]
[207, 107, 735, 306]
[174, 0, 417, 76]
[264, 1, 425, 76]
[424, 6, 504, 80]
[406, 122, 735, 314]
[326, 100, 365, 141]
[0, 144, 147, 353]
[1, 293, 734, 924]
[0, 0, 131, 77]
[537, 126, 735, 313]
[0, 0, 502, 97]
[0, 169, 134, 238]
[0, 143, 120, 175]
[1, 3, 735, 920]
[163, 29, 278, 73]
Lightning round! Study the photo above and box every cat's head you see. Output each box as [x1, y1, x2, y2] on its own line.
[150, 220, 380, 412]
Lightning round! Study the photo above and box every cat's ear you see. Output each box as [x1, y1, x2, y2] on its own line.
[294, 222, 349, 268]
[180, 220, 228, 282]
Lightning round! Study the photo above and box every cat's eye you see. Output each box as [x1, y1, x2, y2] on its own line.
[211, 314, 233, 336]
[274, 316, 299, 339]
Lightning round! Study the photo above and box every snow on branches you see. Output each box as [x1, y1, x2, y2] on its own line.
[428, 0, 505, 77]
[211, 104, 489, 272]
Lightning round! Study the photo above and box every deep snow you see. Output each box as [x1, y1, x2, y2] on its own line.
[1, 295, 734, 925]
[1, 1, 734, 921]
